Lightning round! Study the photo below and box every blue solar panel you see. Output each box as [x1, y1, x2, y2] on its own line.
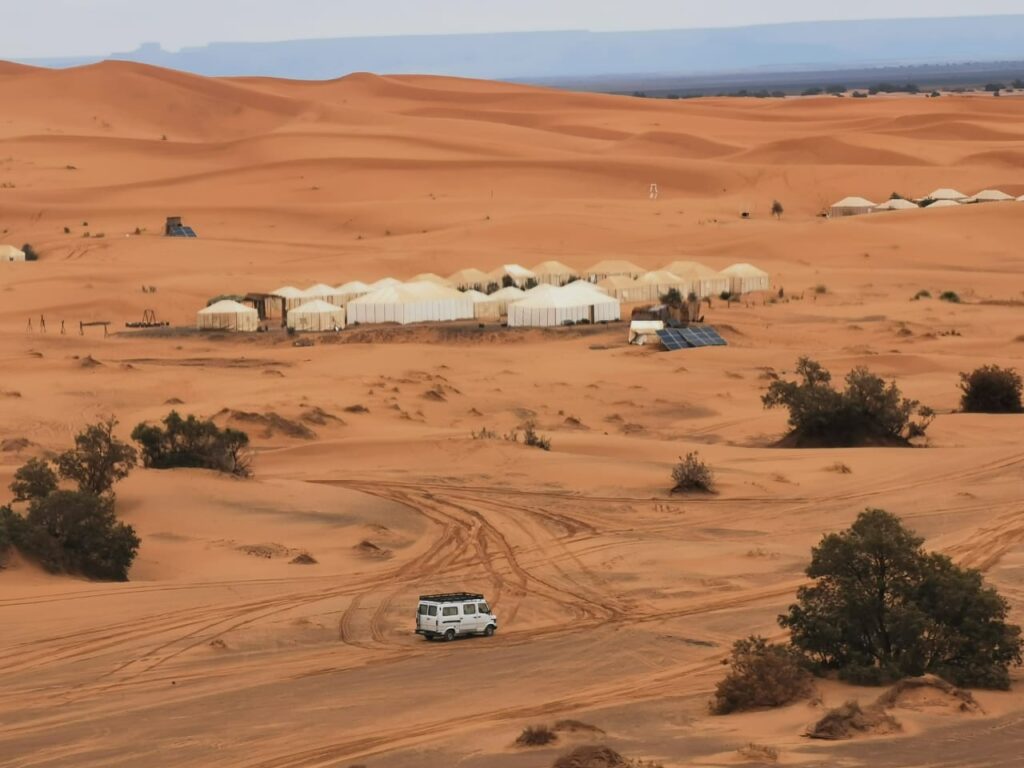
[168, 225, 198, 238]
[656, 326, 727, 351]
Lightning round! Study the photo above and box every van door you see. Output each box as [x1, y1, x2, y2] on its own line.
[440, 605, 462, 635]
[417, 603, 438, 634]
[461, 601, 482, 634]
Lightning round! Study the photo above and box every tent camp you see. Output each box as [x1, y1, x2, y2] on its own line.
[531, 260, 577, 285]
[464, 289, 500, 319]
[1, 244, 26, 262]
[488, 264, 536, 287]
[287, 299, 345, 331]
[924, 188, 967, 202]
[597, 275, 642, 302]
[662, 261, 730, 298]
[197, 300, 259, 332]
[584, 259, 645, 281]
[721, 263, 770, 294]
[483, 285, 526, 315]
[926, 199, 961, 209]
[874, 198, 919, 211]
[346, 282, 473, 325]
[830, 196, 877, 217]
[303, 283, 346, 306]
[967, 189, 1014, 203]
[410, 272, 452, 286]
[272, 286, 308, 311]
[633, 270, 689, 302]
[447, 268, 490, 290]
[335, 281, 372, 303]
[507, 286, 620, 327]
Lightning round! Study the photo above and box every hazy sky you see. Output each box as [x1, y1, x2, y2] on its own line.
[4, 0, 1023, 58]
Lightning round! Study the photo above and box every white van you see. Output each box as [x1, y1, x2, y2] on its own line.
[415, 593, 498, 641]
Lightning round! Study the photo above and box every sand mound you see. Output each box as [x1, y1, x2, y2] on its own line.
[355, 540, 392, 559]
[0, 437, 32, 452]
[300, 406, 344, 426]
[614, 130, 739, 158]
[552, 745, 629, 768]
[874, 675, 982, 714]
[961, 149, 1024, 168]
[216, 409, 316, 439]
[553, 720, 605, 735]
[289, 553, 318, 565]
[736, 135, 926, 166]
[805, 700, 901, 740]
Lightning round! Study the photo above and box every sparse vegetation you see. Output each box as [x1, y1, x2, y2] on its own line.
[670, 452, 715, 493]
[22, 243, 39, 261]
[939, 290, 961, 303]
[711, 636, 814, 714]
[131, 411, 252, 476]
[912, 289, 931, 300]
[813, 284, 827, 294]
[523, 421, 552, 451]
[958, 365, 1023, 414]
[781, 509, 1023, 688]
[771, 200, 784, 219]
[738, 743, 779, 762]
[55, 418, 138, 498]
[762, 357, 934, 447]
[516, 725, 557, 747]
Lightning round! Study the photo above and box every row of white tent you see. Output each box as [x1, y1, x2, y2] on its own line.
[831, 188, 1024, 217]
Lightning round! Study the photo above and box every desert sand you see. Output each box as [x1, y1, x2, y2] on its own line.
[1, 62, 1023, 767]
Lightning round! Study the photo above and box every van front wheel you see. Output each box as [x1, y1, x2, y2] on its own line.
[444, 629, 456, 642]
[483, 625, 495, 637]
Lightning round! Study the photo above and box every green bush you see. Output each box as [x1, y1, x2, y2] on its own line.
[132, 411, 251, 476]
[522, 422, 551, 451]
[912, 289, 931, 300]
[762, 357, 933, 447]
[939, 291, 960, 303]
[10, 458, 59, 502]
[711, 636, 813, 714]
[671, 452, 714, 493]
[959, 365, 1023, 414]
[55, 418, 137, 498]
[780, 509, 1022, 688]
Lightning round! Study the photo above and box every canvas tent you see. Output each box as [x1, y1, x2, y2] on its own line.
[967, 189, 1014, 203]
[830, 196, 877, 217]
[464, 289, 500, 319]
[662, 261, 730, 298]
[447, 268, 490, 290]
[584, 259, 645, 281]
[483, 285, 526, 315]
[633, 270, 689, 302]
[926, 199, 961, 209]
[488, 264, 536, 287]
[346, 282, 473, 325]
[197, 300, 259, 332]
[508, 286, 620, 327]
[597, 275, 642, 302]
[874, 198, 918, 211]
[368, 277, 402, 290]
[1, 244, 26, 262]
[303, 283, 346, 306]
[531, 260, 577, 286]
[721, 263, 770, 294]
[924, 188, 967, 202]
[287, 299, 345, 331]
[335, 280, 372, 303]
[272, 286, 308, 311]
[410, 272, 452, 286]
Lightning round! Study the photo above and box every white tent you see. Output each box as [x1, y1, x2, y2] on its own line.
[287, 299, 345, 331]
[483, 285, 526, 315]
[464, 289, 500, 319]
[272, 285, 308, 311]
[925, 188, 967, 201]
[721, 263, 770, 294]
[303, 283, 346, 306]
[597, 275, 642, 302]
[967, 189, 1014, 203]
[873, 198, 919, 211]
[1018, 195, 1024, 203]
[584, 259, 645, 281]
[1, 244, 26, 262]
[335, 280, 372, 303]
[662, 261, 730, 298]
[508, 286, 620, 327]
[447, 268, 490, 290]
[562, 279, 609, 296]
[488, 263, 536, 287]
[633, 270, 690, 302]
[926, 199, 961, 209]
[197, 300, 259, 332]
[410, 272, 452, 286]
[347, 282, 474, 325]
[531, 260, 577, 286]
[830, 196, 877, 217]
[369, 277, 402, 290]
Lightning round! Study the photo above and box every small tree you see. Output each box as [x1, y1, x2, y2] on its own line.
[132, 411, 251, 476]
[10, 458, 59, 502]
[781, 509, 1022, 688]
[671, 452, 714, 493]
[21, 490, 140, 580]
[959, 365, 1023, 414]
[711, 636, 813, 714]
[771, 200, 784, 219]
[56, 418, 138, 498]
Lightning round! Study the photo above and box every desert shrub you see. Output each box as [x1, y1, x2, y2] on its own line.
[10, 458, 59, 502]
[958, 365, 1023, 414]
[22, 243, 39, 261]
[56, 418, 137, 497]
[912, 289, 931, 300]
[471, 426, 498, 440]
[19, 490, 140, 580]
[523, 422, 551, 451]
[516, 725, 557, 747]
[660, 288, 683, 307]
[711, 636, 813, 714]
[738, 743, 778, 762]
[670, 452, 714, 493]
[771, 200, 784, 219]
[132, 411, 251, 476]
[813, 284, 827, 294]
[719, 290, 735, 301]
[781, 509, 1023, 688]
[801, 87, 823, 96]
[939, 290, 960, 303]
[762, 357, 933, 446]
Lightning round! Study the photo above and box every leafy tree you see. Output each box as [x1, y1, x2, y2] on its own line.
[711, 636, 813, 714]
[55, 418, 137, 497]
[959, 365, 1023, 414]
[762, 357, 933, 446]
[132, 411, 251, 476]
[10, 458, 59, 502]
[21, 490, 140, 580]
[0, 506, 22, 564]
[771, 200, 784, 219]
[781, 509, 1022, 688]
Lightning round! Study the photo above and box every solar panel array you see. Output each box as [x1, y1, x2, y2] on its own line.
[656, 326, 727, 351]
[168, 225, 198, 238]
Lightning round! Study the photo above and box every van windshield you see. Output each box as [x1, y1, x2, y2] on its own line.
[478, 603, 490, 614]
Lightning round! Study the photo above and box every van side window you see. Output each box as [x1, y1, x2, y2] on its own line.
[478, 603, 490, 614]
[442, 606, 458, 617]
[428, 605, 437, 616]
[417, 604, 429, 615]
[463, 603, 476, 615]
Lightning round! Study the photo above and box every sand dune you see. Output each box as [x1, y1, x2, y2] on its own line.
[1, 61, 1023, 768]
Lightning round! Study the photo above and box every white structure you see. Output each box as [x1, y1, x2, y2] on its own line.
[873, 198, 919, 211]
[926, 199, 961, 209]
[629, 320, 664, 345]
[347, 282, 473, 325]
[531, 260, 577, 286]
[830, 196, 877, 217]
[721, 263, 770, 294]
[633, 270, 690, 302]
[410, 272, 452, 286]
[649, 183, 659, 200]
[925, 188, 968, 202]
[597, 275, 642, 302]
[483, 286, 526, 315]
[464, 289, 500, 320]
[303, 283, 346, 306]
[1, 244, 26, 262]
[416, 594, 497, 640]
[508, 286, 620, 327]
[447, 268, 490, 290]
[967, 189, 1014, 203]
[1018, 195, 1024, 203]
[368, 277, 402, 290]
[335, 280, 372, 303]
[662, 261, 730, 298]
[197, 300, 259, 332]
[287, 299, 345, 331]
[488, 264, 536, 287]
[584, 259, 645, 281]
[272, 285, 308, 311]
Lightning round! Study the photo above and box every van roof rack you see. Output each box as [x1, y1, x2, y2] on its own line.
[418, 592, 484, 603]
